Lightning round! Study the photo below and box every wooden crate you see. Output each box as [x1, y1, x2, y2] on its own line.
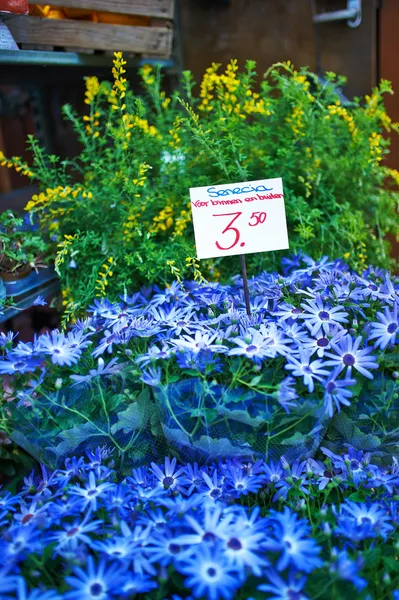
[0, 0, 28, 14]
[3, 0, 174, 58]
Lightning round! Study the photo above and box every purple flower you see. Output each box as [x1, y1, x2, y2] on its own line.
[0, 353, 42, 375]
[32, 295, 47, 306]
[177, 543, 241, 600]
[69, 472, 115, 511]
[170, 331, 228, 354]
[322, 368, 356, 417]
[258, 569, 309, 600]
[150, 457, 185, 491]
[329, 549, 367, 591]
[140, 366, 162, 386]
[228, 330, 270, 362]
[64, 556, 124, 600]
[277, 376, 298, 412]
[264, 507, 323, 572]
[70, 357, 121, 385]
[368, 303, 399, 349]
[36, 331, 82, 366]
[324, 335, 378, 379]
[300, 296, 348, 336]
[285, 348, 330, 392]
[334, 500, 393, 540]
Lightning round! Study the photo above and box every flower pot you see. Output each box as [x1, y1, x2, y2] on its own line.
[0, 265, 32, 283]
[153, 378, 329, 464]
[8, 376, 168, 474]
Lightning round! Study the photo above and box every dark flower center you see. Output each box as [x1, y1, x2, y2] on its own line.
[361, 516, 372, 524]
[343, 353, 355, 366]
[162, 476, 175, 489]
[14, 361, 26, 369]
[111, 550, 122, 556]
[318, 311, 330, 321]
[207, 567, 217, 578]
[323, 470, 333, 478]
[350, 460, 360, 470]
[292, 308, 302, 314]
[67, 527, 79, 537]
[21, 514, 34, 524]
[54, 349, 61, 354]
[168, 543, 181, 555]
[387, 322, 398, 334]
[203, 531, 217, 543]
[246, 344, 257, 353]
[13, 541, 23, 551]
[87, 489, 98, 497]
[90, 582, 103, 596]
[210, 488, 222, 499]
[369, 284, 378, 291]
[227, 537, 243, 551]
[326, 381, 337, 394]
[317, 337, 329, 347]
[270, 474, 280, 483]
[303, 366, 313, 374]
[236, 483, 244, 490]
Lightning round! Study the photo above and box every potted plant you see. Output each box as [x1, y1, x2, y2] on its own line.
[0, 210, 48, 284]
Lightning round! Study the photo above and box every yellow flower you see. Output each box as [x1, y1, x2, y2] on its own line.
[84, 76, 100, 105]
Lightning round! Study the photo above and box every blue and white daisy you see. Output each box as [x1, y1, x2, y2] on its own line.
[178, 543, 241, 600]
[324, 335, 378, 379]
[300, 296, 348, 336]
[368, 303, 399, 349]
[64, 556, 123, 600]
[285, 348, 330, 392]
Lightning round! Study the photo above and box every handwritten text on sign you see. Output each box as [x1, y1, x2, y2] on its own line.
[190, 177, 289, 259]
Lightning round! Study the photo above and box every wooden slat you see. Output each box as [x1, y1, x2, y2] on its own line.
[28, 0, 175, 19]
[7, 16, 173, 57]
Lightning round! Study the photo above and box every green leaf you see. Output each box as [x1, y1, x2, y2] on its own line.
[347, 489, 368, 502]
[362, 547, 381, 569]
[249, 375, 263, 387]
[111, 390, 151, 435]
[47, 422, 100, 460]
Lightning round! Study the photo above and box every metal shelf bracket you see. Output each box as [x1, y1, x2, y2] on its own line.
[313, 0, 362, 28]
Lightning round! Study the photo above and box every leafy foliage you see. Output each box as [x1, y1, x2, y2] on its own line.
[1, 56, 398, 318]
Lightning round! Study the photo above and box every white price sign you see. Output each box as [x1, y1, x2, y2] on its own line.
[190, 177, 289, 260]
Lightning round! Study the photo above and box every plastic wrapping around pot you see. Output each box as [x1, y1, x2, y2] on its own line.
[323, 372, 399, 464]
[8, 377, 167, 474]
[152, 378, 329, 464]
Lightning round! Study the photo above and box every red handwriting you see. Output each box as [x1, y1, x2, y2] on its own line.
[212, 211, 267, 250]
[192, 200, 209, 207]
[192, 193, 283, 208]
[213, 212, 242, 250]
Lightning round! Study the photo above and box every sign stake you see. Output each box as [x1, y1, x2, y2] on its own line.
[240, 254, 251, 316]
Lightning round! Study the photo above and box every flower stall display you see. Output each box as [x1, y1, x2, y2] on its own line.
[0, 256, 397, 474]
[1, 445, 399, 599]
[1, 51, 399, 599]
[1, 55, 399, 319]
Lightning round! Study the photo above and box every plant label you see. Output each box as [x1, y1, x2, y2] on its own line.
[190, 177, 289, 259]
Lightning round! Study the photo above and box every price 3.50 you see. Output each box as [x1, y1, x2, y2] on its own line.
[213, 211, 267, 251]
